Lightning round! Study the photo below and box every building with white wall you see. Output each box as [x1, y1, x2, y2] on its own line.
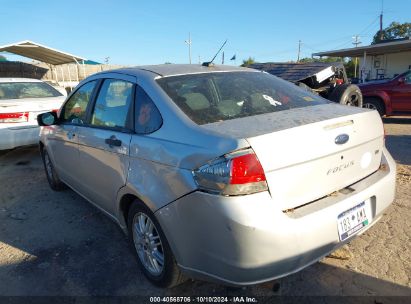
[313, 38, 411, 82]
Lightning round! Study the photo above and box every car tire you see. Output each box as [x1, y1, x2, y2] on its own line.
[127, 201, 185, 288]
[329, 84, 363, 107]
[41, 148, 66, 191]
[363, 97, 385, 116]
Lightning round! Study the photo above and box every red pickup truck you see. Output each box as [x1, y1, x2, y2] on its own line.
[360, 70, 411, 116]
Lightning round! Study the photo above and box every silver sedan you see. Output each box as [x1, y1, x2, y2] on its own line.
[37, 64, 396, 287]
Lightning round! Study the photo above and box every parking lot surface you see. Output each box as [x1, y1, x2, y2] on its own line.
[0, 118, 410, 297]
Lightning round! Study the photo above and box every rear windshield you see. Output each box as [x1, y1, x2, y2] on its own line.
[156, 71, 329, 125]
[0, 82, 63, 100]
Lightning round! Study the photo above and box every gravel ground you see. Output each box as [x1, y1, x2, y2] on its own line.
[0, 117, 410, 298]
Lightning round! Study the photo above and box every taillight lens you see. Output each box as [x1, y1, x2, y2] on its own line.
[193, 149, 268, 196]
[0, 112, 29, 123]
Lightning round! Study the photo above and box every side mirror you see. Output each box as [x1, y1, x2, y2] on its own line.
[398, 77, 405, 84]
[37, 111, 58, 126]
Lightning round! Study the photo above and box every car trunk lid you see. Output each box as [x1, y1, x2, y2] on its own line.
[0, 97, 65, 123]
[202, 104, 384, 210]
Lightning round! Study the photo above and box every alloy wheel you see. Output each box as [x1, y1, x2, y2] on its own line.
[132, 212, 164, 275]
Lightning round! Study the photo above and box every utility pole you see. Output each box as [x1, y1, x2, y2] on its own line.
[297, 40, 302, 62]
[379, 0, 384, 41]
[352, 35, 362, 78]
[185, 33, 192, 64]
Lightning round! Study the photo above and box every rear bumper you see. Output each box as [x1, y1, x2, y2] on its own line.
[0, 125, 40, 150]
[155, 147, 396, 285]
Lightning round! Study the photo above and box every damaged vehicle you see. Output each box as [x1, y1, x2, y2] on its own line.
[37, 64, 395, 287]
[250, 62, 363, 107]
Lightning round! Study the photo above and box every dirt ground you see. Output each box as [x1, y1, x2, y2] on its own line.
[0, 117, 410, 297]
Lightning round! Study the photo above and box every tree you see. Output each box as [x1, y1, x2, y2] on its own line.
[0, 55, 7, 62]
[344, 58, 356, 79]
[372, 22, 411, 44]
[241, 57, 255, 67]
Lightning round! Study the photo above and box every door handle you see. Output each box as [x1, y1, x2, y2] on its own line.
[105, 135, 122, 147]
[67, 131, 76, 139]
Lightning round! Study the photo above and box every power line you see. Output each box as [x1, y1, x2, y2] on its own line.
[358, 16, 380, 36]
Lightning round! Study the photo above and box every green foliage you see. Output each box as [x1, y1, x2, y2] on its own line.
[241, 57, 255, 67]
[344, 58, 356, 79]
[0, 55, 7, 62]
[372, 22, 411, 44]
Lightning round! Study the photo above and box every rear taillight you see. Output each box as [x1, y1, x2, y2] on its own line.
[193, 149, 268, 196]
[0, 112, 29, 123]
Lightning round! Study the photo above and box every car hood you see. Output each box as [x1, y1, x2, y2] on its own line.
[358, 80, 391, 89]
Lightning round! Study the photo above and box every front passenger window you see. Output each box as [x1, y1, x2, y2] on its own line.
[61, 81, 97, 124]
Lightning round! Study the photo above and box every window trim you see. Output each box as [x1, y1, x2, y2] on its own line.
[58, 75, 163, 135]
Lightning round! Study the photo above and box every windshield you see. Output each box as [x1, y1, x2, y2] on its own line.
[0, 82, 63, 100]
[156, 71, 329, 125]
[399, 70, 411, 81]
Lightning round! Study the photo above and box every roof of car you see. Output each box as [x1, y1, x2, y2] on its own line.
[0, 77, 43, 83]
[110, 64, 256, 77]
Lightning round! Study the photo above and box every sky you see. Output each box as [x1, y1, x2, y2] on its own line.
[0, 0, 410, 66]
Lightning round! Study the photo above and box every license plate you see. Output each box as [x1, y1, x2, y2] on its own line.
[337, 200, 372, 241]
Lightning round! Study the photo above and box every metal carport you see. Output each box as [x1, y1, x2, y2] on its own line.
[0, 40, 87, 87]
[312, 38, 411, 81]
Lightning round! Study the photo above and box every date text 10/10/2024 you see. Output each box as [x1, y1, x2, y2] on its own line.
[149, 296, 258, 303]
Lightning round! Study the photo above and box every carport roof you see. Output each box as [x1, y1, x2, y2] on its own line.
[312, 38, 411, 57]
[0, 40, 86, 65]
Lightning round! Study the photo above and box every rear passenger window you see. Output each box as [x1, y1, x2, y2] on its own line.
[135, 86, 162, 134]
[61, 80, 97, 124]
[91, 79, 134, 130]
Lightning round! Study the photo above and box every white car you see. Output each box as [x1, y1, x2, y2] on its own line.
[0, 78, 66, 150]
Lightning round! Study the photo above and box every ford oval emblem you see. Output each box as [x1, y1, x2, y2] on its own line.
[335, 134, 349, 145]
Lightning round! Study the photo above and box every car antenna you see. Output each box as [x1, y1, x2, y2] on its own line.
[202, 39, 227, 67]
